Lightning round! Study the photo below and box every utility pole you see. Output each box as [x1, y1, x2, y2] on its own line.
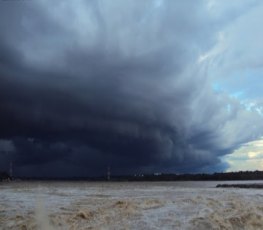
[107, 166, 111, 181]
[9, 161, 13, 180]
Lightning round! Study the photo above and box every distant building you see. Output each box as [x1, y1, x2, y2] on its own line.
[154, 172, 162, 176]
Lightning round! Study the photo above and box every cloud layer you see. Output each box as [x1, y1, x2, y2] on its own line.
[0, 0, 262, 177]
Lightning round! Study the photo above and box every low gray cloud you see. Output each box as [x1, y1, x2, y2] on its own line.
[0, 0, 262, 177]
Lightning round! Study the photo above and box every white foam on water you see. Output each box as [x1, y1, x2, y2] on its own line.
[1, 181, 263, 229]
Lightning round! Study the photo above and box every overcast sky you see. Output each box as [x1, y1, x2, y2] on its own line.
[0, 0, 263, 177]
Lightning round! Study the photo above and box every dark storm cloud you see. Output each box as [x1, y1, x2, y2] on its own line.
[0, 0, 262, 176]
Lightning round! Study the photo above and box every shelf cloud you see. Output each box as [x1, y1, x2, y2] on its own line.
[0, 0, 263, 177]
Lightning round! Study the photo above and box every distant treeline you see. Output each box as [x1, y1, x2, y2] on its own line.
[123, 171, 263, 181]
[3, 170, 263, 181]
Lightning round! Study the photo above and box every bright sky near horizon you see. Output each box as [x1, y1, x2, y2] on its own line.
[203, 0, 263, 171]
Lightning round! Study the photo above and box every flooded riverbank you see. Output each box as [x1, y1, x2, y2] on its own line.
[1, 181, 263, 229]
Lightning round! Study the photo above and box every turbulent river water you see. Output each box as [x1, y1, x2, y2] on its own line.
[1, 181, 263, 229]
